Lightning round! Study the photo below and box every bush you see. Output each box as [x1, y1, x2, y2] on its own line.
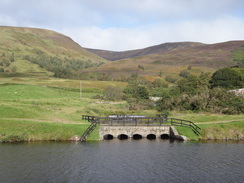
[12, 66, 17, 72]
[210, 67, 244, 89]
[103, 86, 124, 101]
[165, 75, 177, 83]
[123, 84, 149, 100]
[128, 98, 154, 111]
[179, 69, 190, 78]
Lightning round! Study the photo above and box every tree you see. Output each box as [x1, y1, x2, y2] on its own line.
[210, 68, 244, 89]
[136, 86, 149, 99]
[123, 84, 149, 99]
[138, 65, 145, 70]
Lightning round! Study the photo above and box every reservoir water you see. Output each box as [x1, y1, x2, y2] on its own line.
[0, 140, 243, 183]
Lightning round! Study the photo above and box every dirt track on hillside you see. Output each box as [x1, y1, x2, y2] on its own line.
[195, 119, 244, 125]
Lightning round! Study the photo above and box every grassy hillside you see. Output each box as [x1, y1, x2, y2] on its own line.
[0, 79, 127, 142]
[0, 26, 107, 78]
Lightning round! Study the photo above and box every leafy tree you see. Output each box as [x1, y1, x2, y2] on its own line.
[177, 73, 211, 95]
[210, 68, 244, 89]
[155, 88, 178, 111]
[123, 84, 149, 99]
[136, 86, 149, 99]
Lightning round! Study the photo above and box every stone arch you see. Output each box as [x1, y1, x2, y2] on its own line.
[104, 134, 114, 140]
[160, 134, 170, 140]
[118, 134, 129, 140]
[133, 134, 142, 140]
[147, 134, 156, 140]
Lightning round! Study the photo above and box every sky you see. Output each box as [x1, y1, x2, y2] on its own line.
[0, 0, 244, 51]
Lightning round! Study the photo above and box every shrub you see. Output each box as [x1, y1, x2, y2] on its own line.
[210, 67, 244, 89]
[103, 86, 124, 101]
[179, 69, 190, 78]
[165, 75, 177, 83]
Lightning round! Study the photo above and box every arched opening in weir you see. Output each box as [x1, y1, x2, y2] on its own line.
[133, 134, 142, 140]
[147, 134, 156, 140]
[104, 134, 114, 140]
[160, 134, 170, 140]
[118, 134, 128, 140]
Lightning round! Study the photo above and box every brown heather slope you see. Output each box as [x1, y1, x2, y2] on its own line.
[86, 42, 204, 61]
[84, 41, 244, 78]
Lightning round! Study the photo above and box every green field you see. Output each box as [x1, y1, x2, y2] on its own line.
[0, 76, 243, 142]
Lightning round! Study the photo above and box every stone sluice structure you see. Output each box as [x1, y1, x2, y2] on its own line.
[80, 115, 201, 141]
[100, 126, 171, 140]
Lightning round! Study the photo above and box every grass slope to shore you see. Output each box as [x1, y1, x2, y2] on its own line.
[0, 77, 243, 142]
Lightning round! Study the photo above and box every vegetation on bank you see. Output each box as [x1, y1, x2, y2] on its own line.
[176, 121, 244, 141]
[101, 67, 243, 115]
[0, 119, 98, 142]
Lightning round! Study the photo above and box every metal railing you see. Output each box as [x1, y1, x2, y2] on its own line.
[81, 115, 201, 136]
[80, 117, 98, 142]
[167, 118, 201, 135]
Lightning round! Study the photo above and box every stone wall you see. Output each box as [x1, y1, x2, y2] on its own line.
[99, 126, 171, 140]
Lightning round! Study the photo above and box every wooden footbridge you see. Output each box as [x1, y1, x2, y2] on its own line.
[80, 115, 201, 141]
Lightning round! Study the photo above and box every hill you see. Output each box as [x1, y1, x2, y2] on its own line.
[0, 26, 243, 80]
[0, 26, 107, 78]
[84, 41, 244, 79]
[86, 42, 204, 61]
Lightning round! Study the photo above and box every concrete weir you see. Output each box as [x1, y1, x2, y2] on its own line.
[99, 126, 187, 141]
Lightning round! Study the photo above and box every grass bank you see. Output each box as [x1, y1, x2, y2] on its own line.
[0, 119, 98, 142]
[176, 120, 244, 141]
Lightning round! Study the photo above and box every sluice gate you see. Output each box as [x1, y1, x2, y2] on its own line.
[80, 115, 201, 141]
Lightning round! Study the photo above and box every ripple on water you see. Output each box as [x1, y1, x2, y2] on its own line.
[0, 140, 243, 183]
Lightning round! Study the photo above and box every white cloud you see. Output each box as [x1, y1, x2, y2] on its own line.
[62, 16, 244, 51]
[0, 0, 244, 50]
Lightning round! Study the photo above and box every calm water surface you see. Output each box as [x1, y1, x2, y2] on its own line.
[0, 140, 243, 183]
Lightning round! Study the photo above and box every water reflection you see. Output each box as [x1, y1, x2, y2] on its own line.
[0, 140, 243, 183]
